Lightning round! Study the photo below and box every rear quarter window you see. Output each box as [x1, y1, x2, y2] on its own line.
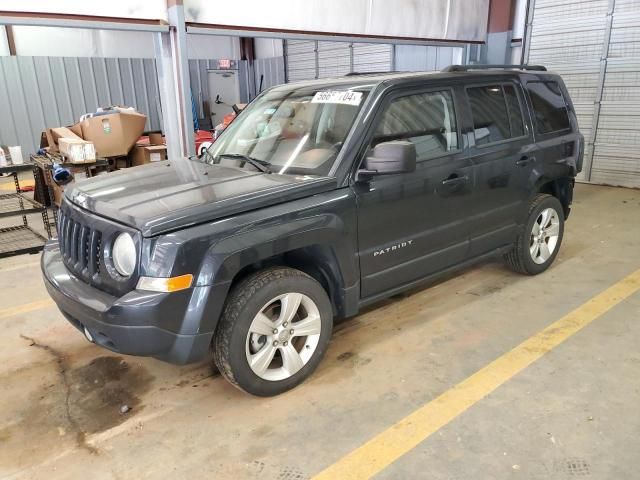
[526, 81, 571, 135]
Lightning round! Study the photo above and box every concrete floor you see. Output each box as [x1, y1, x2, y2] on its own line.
[0, 183, 638, 480]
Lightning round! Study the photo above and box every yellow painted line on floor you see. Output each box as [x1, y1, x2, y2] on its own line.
[0, 299, 54, 319]
[313, 269, 640, 480]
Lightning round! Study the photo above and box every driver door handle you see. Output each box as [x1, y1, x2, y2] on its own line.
[441, 174, 469, 186]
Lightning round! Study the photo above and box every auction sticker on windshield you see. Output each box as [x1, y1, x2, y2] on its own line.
[311, 91, 363, 106]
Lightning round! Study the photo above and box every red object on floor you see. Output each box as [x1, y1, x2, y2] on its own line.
[136, 128, 222, 156]
[194, 129, 214, 155]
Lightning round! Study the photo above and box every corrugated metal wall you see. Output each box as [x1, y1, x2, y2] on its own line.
[284, 40, 318, 81]
[527, 0, 640, 188]
[394, 45, 465, 71]
[352, 43, 394, 73]
[284, 40, 468, 81]
[253, 56, 286, 94]
[190, 59, 234, 122]
[188, 58, 283, 128]
[0, 56, 162, 155]
[284, 40, 395, 81]
[318, 41, 352, 77]
[593, 0, 640, 187]
[527, 0, 607, 184]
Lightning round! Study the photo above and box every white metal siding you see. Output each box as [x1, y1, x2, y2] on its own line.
[284, 40, 394, 81]
[284, 40, 317, 81]
[0, 56, 162, 156]
[527, 0, 608, 183]
[591, 0, 640, 187]
[395, 45, 465, 71]
[352, 43, 393, 73]
[528, 0, 640, 187]
[318, 41, 352, 78]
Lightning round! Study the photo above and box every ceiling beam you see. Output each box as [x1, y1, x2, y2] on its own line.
[186, 24, 483, 47]
[0, 11, 169, 32]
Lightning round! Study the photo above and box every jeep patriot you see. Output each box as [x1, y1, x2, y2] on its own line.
[42, 65, 583, 396]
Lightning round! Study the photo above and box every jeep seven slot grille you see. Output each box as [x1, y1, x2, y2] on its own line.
[57, 199, 140, 297]
[58, 209, 102, 278]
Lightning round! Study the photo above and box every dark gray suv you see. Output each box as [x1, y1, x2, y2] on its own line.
[42, 65, 583, 396]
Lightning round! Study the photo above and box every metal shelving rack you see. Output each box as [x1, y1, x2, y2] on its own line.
[30, 154, 109, 234]
[0, 160, 52, 258]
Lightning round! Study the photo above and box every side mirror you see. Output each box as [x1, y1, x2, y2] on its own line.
[357, 141, 416, 180]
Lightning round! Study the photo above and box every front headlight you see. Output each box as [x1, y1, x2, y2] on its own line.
[112, 232, 136, 277]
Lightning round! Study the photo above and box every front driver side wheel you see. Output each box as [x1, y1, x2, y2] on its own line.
[213, 267, 333, 396]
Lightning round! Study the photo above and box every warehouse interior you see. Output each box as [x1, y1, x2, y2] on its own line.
[0, 0, 639, 479]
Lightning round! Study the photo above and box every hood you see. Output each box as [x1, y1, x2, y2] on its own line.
[65, 158, 337, 237]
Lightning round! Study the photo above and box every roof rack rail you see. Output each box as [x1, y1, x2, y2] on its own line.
[344, 71, 398, 76]
[441, 64, 547, 72]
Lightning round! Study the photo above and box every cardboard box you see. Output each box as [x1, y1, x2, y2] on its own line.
[57, 137, 96, 164]
[41, 124, 86, 152]
[83, 143, 96, 161]
[129, 144, 167, 167]
[68, 123, 83, 138]
[58, 138, 88, 163]
[40, 130, 56, 150]
[148, 132, 164, 145]
[80, 111, 147, 158]
[115, 158, 128, 170]
[51, 127, 83, 142]
[41, 125, 77, 151]
[51, 169, 89, 206]
[52, 181, 65, 207]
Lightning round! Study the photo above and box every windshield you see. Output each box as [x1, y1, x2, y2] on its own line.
[206, 86, 369, 176]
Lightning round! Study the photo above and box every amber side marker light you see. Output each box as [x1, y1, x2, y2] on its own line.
[136, 274, 194, 292]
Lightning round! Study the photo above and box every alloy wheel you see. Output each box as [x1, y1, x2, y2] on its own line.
[245, 292, 322, 381]
[529, 207, 560, 264]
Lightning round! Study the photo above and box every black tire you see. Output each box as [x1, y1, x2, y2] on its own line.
[213, 267, 333, 396]
[504, 194, 565, 275]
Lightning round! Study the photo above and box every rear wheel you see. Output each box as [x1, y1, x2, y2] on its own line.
[504, 194, 564, 275]
[213, 267, 333, 396]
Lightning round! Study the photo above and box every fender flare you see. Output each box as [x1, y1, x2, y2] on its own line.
[195, 214, 358, 332]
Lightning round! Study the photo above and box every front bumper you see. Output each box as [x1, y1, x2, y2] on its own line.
[41, 241, 213, 364]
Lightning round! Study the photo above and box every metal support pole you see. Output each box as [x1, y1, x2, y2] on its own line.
[154, 32, 183, 160]
[584, 0, 615, 182]
[314, 40, 319, 79]
[521, 0, 536, 65]
[154, 2, 195, 159]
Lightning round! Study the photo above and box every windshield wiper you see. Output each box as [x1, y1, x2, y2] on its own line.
[217, 153, 272, 173]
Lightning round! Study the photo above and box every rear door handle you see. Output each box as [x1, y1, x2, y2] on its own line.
[516, 155, 535, 167]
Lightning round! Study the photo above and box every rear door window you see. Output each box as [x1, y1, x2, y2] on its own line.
[526, 81, 571, 135]
[467, 84, 526, 146]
